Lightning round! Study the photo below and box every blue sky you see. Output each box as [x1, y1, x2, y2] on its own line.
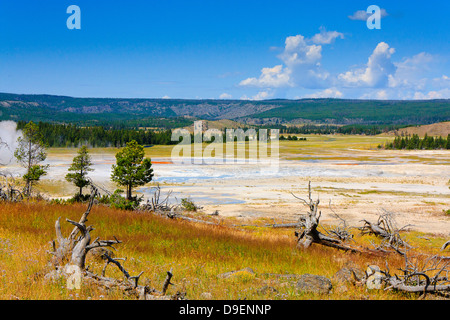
[0, 0, 449, 100]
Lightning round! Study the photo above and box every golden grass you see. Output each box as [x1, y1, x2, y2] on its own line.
[0, 201, 445, 300]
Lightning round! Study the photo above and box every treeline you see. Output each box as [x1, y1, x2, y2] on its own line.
[383, 134, 450, 150]
[79, 117, 194, 130]
[279, 124, 407, 135]
[279, 135, 307, 141]
[16, 121, 177, 147]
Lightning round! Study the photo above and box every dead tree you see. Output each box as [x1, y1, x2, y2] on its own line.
[0, 172, 24, 202]
[382, 253, 450, 298]
[293, 182, 359, 253]
[358, 209, 412, 255]
[140, 185, 219, 226]
[145, 183, 177, 213]
[324, 199, 354, 242]
[48, 186, 183, 300]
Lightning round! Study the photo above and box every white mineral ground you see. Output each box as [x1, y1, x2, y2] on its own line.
[2, 148, 450, 236]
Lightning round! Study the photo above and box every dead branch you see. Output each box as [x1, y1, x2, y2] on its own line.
[0, 172, 24, 202]
[264, 222, 301, 228]
[358, 209, 412, 255]
[141, 184, 179, 213]
[383, 253, 450, 297]
[47, 185, 185, 300]
[293, 182, 360, 253]
[324, 199, 354, 242]
[139, 184, 220, 226]
[442, 240, 450, 252]
[161, 268, 174, 295]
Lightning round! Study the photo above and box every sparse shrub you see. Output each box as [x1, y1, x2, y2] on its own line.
[96, 189, 142, 211]
[181, 197, 199, 212]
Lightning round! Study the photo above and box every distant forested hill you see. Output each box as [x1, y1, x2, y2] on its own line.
[0, 93, 449, 126]
[246, 99, 450, 125]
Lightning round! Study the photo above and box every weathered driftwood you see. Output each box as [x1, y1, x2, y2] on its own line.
[442, 240, 450, 252]
[265, 222, 301, 228]
[382, 254, 450, 298]
[358, 210, 411, 255]
[141, 184, 178, 213]
[141, 185, 220, 226]
[0, 173, 24, 202]
[293, 182, 359, 253]
[48, 186, 183, 300]
[50, 187, 100, 266]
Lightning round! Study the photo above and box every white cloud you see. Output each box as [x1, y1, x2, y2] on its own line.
[348, 8, 388, 21]
[413, 89, 450, 100]
[219, 93, 232, 99]
[161, 95, 171, 99]
[239, 65, 291, 88]
[432, 74, 450, 89]
[304, 88, 343, 99]
[389, 52, 435, 89]
[279, 35, 322, 67]
[338, 42, 396, 88]
[240, 29, 342, 90]
[252, 90, 273, 100]
[240, 90, 273, 101]
[237, 28, 446, 100]
[311, 27, 344, 44]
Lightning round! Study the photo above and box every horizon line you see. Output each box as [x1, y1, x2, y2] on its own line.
[0, 92, 449, 103]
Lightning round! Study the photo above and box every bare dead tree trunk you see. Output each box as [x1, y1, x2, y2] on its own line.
[0, 173, 23, 202]
[48, 185, 184, 300]
[293, 182, 359, 253]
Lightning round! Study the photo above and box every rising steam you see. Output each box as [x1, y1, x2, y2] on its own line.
[0, 121, 23, 166]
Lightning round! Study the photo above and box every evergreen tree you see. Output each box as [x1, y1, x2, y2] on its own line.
[14, 121, 48, 196]
[65, 146, 94, 198]
[111, 140, 154, 201]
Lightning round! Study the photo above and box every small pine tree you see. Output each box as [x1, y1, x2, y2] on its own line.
[65, 146, 94, 199]
[111, 140, 154, 201]
[14, 121, 48, 196]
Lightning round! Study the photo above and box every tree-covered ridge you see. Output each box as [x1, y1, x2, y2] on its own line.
[278, 124, 409, 135]
[382, 134, 450, 150]
[249, 99, 450, 125]
[1, 93, 449, 125]
[16, 121, 177, 148]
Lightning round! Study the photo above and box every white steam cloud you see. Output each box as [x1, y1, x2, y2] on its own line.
[0, 121, 23, 166]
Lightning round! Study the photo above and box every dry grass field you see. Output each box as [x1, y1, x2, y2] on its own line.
[1, 200, 447, 300]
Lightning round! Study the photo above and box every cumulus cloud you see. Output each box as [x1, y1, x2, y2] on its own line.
[431, 75, 450, 89]
[338, 42, 396, 88]
[219, 93, 232, 99]
[360, 89, 393, 100]
[239, 29, 342, 90]
[252, 90, 273, 100]
[304, 88, 343, 99]
[240, 90, 273, 101]
[237, 28, 446, 100]
[279, 35, 323, 66]
[239, 65, 292, 88]
[348, 8, 388, 21]
[311, 27, 344, 44]
[389, 52, 435, 89]
[413, 89, 450, 100]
